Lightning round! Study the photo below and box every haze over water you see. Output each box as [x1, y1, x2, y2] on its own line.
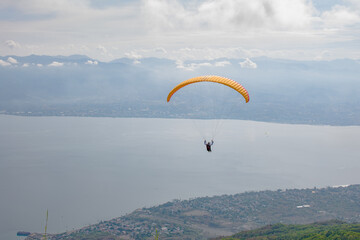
[1, 115, 359, 240]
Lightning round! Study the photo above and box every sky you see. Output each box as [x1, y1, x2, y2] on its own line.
[0, 0, 359, 62]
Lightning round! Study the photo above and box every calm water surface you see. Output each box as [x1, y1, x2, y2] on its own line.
[1, 115, 359, 240]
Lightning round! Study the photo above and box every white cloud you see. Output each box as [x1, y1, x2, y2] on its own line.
[215, 61, 231, 67]
[0, 59, 11, 67]
[22, 63, 30, 67]
[125, 51, 142, 59]
[48, 61, 64, 67]
[124, 51, 143, 64]
[176, 60, 230, 71]
[37, 63, 43, 67]
[321, 5, 360, 27]
[7, 57, 18, 64]
[85, 60, 98, 65]
[239, 58, 257, 69]
[5, 40, 21, 49]
[344, 0, 360, 10]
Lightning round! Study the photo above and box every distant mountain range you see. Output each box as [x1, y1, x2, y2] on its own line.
[1, 55, 359, 125]
[25, 185, 360, 240]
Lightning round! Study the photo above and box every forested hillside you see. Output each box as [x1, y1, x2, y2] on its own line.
[216, 220, 360, 240]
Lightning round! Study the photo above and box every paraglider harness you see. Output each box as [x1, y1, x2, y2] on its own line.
[204, 140, 214, 152]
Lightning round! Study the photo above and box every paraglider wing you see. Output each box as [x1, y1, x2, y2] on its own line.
[167, 76, 249, 103]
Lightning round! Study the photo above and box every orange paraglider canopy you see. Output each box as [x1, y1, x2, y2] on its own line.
[167, 76, 249, 103]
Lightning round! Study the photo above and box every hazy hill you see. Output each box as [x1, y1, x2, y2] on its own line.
[1, 55, 360, 125]
[26, 185, 360, 240]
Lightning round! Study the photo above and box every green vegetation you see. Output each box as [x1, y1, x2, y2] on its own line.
[219, 220, 360, 240]
[154, 228, 159, 240]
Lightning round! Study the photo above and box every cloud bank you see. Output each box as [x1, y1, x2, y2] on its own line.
[0, 0, 359, 61]
[142, 0, 318, 31]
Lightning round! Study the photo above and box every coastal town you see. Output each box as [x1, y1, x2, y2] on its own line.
[25, 185, 360, 240]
